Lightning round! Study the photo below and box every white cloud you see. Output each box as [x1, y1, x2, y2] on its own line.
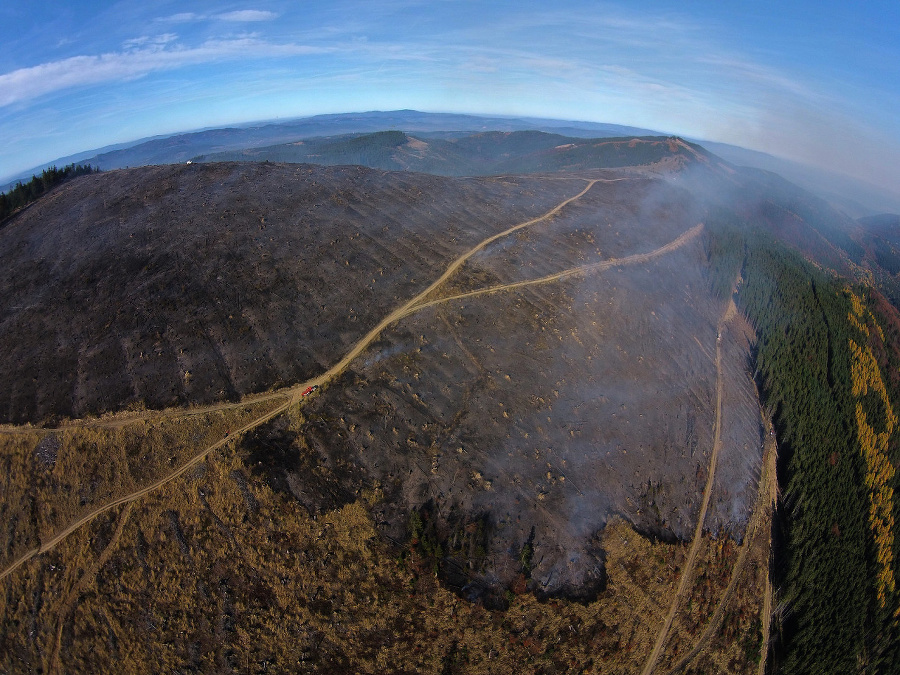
[0, 38, 329, 107]
[156, 10, 278, 24]
[215, 10, 278, 22]
[158, 12, 201, 23]
[461, 56, 499, 74]
[122, 34, 178, 50]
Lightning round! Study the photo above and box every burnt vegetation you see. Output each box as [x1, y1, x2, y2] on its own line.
[0, 163, 577, 423]
[1, 133, 898, 673]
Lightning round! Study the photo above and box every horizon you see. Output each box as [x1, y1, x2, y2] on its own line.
[0, 108, 677, 185]
[1, 2, 898, 199]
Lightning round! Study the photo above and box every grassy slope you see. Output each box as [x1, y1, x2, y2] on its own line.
[0, 411, 767, 674]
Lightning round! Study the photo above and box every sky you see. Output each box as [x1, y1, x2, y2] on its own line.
[1, 0, 898, 198]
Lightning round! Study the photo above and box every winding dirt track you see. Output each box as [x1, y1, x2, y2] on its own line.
[0, 178, 607, 437]
[312, 178, 607, 383]
[0, 178, 599, 580]
[665, 419, 778, 674]
[410, 223, 703, 312]
[0, 379, 293, 435]
[0, 394, 295, 582]
[0, 176, 703, 587]
[640, 296, 733, 675]
[48, 502, 133, 675]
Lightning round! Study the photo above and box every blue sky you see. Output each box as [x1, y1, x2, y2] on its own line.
[1, 1, 898, 197]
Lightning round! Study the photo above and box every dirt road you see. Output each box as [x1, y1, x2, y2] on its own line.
[640, 293, 732, 675]
[0, 394, 295, 582]
[0, 387, 295, 435]
[410, 223, 703, 313]
[0, 178, 601, 580]
[315, 178, 607, 383]
[665, 416, 778, 674]
[757, 423, 779, 675]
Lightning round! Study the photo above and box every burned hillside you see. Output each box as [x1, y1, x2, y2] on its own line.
[0, 155, 784, 674]
[0, 163, 580, 423]
[280, 175, 763, 598]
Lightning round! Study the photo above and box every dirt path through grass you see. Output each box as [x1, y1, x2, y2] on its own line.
[640, 294, 733, 675]
[665, 414, 778, 674]
[758, 566, 773, 675]
[0, 390, 296, 435]
[47, 502, 133, 675]
[757, 421, 779, 675]
[0, 394, 296, 582]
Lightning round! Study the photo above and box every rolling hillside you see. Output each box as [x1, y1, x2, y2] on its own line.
[0, 134, 899, 673]
[195, 130, 718, 176]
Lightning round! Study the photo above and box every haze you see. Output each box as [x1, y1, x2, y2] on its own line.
[1, 1, 898, 199]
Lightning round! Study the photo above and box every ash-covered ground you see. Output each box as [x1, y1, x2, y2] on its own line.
[1, 162, 763, 601]
[268, 175, 764, 601]
[0, 163, 578, 423]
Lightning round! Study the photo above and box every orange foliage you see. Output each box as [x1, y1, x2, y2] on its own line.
[849, 290, 898, 608]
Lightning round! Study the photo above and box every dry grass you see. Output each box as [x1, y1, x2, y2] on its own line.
[0, 397, 287, 573]
[0, 419, 768, 673]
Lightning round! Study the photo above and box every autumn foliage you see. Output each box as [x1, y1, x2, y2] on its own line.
[849, 292, 897, 610]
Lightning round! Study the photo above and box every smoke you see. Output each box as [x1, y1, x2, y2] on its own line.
[301, 168, 766, 598]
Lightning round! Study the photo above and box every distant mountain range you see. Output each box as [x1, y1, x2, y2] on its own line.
[6, 109, 899, 216]
[4, 111, 659, 186]
[193, 130, 716, 176]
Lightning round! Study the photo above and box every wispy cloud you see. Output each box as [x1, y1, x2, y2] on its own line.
[122, 34, 179, 51]
[216, 10, 278, 22]
[157, 9, 278, 23]
[0, 38, 328, 107]
[693, 55, 824, 102]
[158, 12, 202, 23]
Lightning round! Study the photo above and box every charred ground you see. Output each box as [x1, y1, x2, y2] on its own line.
[289, 174, 762, 599]
[0, 160, 768, 599]
[0, 150, 826, 673]
[0, 163, 579, 423]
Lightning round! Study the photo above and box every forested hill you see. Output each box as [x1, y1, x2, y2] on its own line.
[706, 216, 900, 672]
[193, 130, 717, 176]
[0, 164, 97, 223]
